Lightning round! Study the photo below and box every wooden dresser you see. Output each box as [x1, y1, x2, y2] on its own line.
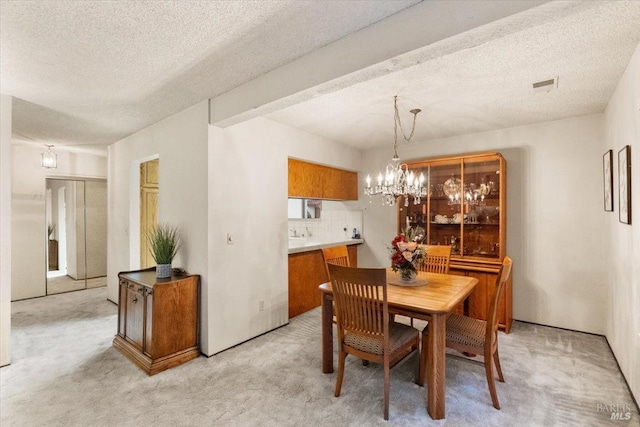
[113, 268, 200, 375]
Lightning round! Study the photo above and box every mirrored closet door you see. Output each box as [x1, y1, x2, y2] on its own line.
[45, 179, 107, 295]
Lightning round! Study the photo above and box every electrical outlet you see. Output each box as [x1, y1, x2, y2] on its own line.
[259, 300, 264, 311]
[226, 233, 233, 245]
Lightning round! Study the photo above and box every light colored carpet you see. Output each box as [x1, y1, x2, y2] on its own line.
[1, 287, 637, 426]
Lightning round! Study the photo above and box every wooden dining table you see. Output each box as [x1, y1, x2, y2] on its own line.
[318, 269, 478, 420]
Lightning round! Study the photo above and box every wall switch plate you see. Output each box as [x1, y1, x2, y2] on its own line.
[226, 233, 233, 245]
[259, 300, 264, 311]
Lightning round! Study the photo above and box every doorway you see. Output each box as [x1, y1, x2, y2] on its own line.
[45, 179, 107, 295]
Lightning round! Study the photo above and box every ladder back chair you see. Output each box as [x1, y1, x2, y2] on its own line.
[420, 256, 513, 409]
[406, 245, 452, 326]
[321, 245, 350, 278]
[418, 244, 452, 274]
[328, 264, 420, 420]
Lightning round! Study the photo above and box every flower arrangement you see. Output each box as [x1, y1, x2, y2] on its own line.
[390, 228, 426, 282]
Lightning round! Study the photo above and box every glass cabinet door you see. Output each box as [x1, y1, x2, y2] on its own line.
[428, 160, 462, 255]
[462, 156, 501, 259]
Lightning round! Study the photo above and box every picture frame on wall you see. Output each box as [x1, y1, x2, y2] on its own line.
[618, 145, 631, 224]
[603, 150, 613, 212]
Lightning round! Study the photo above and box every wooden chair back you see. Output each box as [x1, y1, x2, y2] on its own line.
[328, 264, 389, 350]
[329, 263, 419, 420]
[321, 245, 350, 278]
[419, 245, 452, 274]
[485, 256, 512, 346]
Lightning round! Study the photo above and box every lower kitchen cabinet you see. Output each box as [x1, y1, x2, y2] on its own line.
[288, 245, 358, 318]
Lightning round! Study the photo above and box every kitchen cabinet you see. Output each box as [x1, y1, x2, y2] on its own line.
[288, 158, 358, 200]
[396, 152, 512, 332]
[288, 244, 358, 318]
[113, 268, 200, 375]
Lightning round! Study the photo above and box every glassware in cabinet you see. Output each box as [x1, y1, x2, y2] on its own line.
[462, 156, 502, 259]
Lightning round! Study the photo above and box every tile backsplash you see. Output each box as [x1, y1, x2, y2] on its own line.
[288, 210, 363, 240]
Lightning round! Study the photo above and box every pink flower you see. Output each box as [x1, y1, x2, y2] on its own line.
[397, 241, 417, 252]
[402, 251, 414, 262]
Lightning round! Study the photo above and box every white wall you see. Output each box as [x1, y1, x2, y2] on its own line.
[207, 117, 361, 355]
[360, 114, 607, 335]
[1, 94, 12, 366]
[107, 101, 209, 349]
[11, 145, 106, 301]
[603, 42, 640, 401]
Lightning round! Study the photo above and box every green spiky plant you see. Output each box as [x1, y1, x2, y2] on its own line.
[147, 224, 181, 265]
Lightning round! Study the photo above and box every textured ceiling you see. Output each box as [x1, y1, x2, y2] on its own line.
[267, 1, 640, 150]
[0, 0, 419, 154]
[3, 1, 640, 156]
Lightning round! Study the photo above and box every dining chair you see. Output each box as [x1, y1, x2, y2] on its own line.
[328, 264, 420, 420]
[406, 245, 452, 327]
[321, 245, 350, 278]
[418, 244, 452, 274]
[323, 245, 384, 367]
[420, 256, 513, 409]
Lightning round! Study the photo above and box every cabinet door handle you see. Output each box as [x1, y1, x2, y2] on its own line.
[132, 296, 138, 304]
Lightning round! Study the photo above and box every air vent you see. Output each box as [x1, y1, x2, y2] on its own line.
[532, 77, 558, 93]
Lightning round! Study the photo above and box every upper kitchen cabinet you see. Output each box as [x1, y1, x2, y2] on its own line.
[288, 158, 358, 201]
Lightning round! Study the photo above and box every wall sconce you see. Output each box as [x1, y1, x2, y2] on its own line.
[41, 145, 57, 169]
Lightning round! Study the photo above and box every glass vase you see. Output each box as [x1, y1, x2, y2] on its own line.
[400, 267, 417, 283]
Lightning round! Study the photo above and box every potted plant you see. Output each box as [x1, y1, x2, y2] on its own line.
[148, 223, 181, 278]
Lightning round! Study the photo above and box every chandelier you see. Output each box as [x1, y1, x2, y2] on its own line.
[364, 96, 426, 206]
[41, 145, 57, 169]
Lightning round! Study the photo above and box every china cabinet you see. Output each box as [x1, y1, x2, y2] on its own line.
[396, 152, 512, 332]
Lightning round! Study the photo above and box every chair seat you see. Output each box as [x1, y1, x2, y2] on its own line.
[345, 322, 419, 355]
[446, 314, 486, 349]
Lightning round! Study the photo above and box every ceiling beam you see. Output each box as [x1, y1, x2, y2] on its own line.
[209, 0, 549, 127]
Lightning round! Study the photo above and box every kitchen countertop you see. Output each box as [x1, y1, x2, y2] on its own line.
[288, 238, 364, 254]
